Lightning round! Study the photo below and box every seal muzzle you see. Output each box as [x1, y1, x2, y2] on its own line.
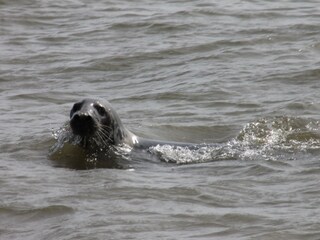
[70, 112, 97, 137]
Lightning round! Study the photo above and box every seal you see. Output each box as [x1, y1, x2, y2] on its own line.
[69, 98, 195, 150]
[50, 98, 210, 169]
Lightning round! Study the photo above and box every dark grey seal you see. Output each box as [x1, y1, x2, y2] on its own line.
[51, 98, 213, 169]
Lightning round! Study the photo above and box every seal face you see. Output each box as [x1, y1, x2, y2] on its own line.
[69, 98, 129, 147]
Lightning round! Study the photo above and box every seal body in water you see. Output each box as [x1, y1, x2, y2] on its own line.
[69, 98, 196, 150]
[51, 98, 214, 169]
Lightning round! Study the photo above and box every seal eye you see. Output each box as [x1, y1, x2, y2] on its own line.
[95, 104, 106, 116]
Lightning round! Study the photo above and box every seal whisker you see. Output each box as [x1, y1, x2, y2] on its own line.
[94, 127, 112, 146]
[92, 133, 100, 145]
[99, 130, 113, 144]
[95, 130, 108, 147]
[98, 127, 113, 141]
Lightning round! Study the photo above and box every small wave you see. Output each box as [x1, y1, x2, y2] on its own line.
[149, 145, 219, 164]
[50, 123, 82, 154]
[236, 116, 320, 151]
[149, 116, 320, 164]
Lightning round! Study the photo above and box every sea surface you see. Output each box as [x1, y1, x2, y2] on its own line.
[1, 0, 320, 239]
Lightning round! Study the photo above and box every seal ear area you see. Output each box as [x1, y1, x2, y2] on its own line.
[116, 128, 125, 142]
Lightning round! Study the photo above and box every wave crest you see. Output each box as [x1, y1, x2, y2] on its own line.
[149, 117, 320, 164]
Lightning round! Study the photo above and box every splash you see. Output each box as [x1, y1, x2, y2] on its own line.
[149, 117, 320, 164]
[149, 144, 217, 164]
[50, 123, 82, 154]
[236, 116, 320, 151]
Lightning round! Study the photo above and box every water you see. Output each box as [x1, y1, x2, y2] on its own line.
[1, 0, 320, 239]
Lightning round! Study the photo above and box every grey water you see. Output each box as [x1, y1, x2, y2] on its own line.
[1, 0, 320, 239]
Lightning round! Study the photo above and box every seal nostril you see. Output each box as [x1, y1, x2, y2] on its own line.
[72, 114, 80, 121]
[70, 113, 96, 136]
[72, 113, 92, 122]
[84, 114, 93, 122]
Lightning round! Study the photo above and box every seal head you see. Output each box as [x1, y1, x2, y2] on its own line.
[69, 98, 130, 147]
